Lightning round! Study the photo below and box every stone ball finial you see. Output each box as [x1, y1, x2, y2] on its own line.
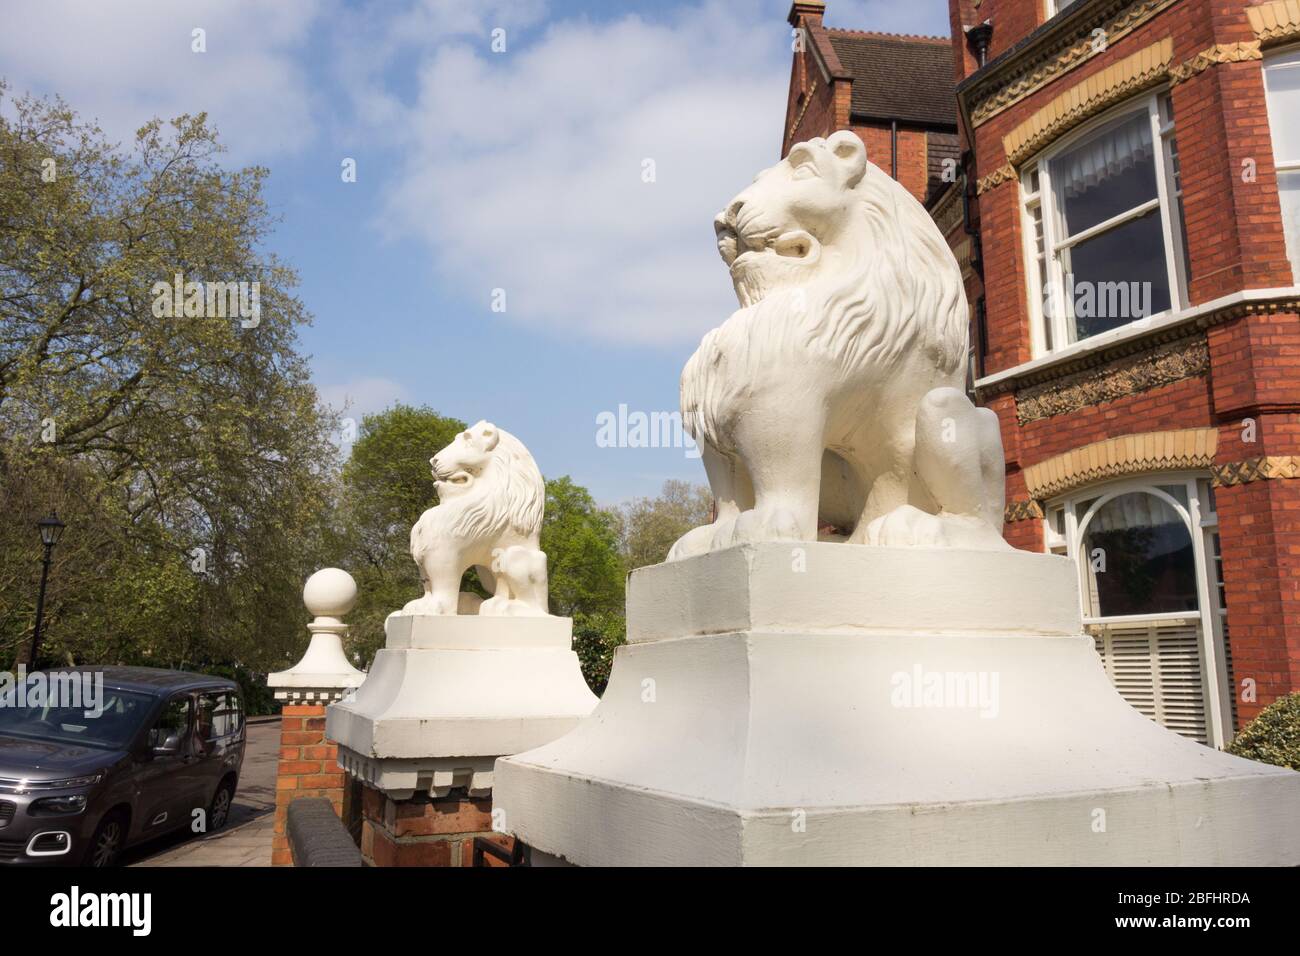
[303, 567, 358, 619]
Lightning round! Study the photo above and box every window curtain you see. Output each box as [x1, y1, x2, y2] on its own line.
[1053, 112, 1153, 201]
[1085, 492, 1183, 534]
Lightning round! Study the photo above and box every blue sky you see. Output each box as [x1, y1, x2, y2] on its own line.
[2, 0, 951, 505]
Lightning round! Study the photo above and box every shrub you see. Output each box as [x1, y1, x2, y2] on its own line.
[572, 612, 625, 696]
[1227, 693, 1300, 771]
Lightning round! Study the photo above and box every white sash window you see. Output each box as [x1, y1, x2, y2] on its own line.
[1020, 93, 1189, 356]
[1264, 47, 1300, 282]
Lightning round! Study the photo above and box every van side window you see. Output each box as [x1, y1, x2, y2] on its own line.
[148, 696, 192, 751]
[200, 691, 244, 741]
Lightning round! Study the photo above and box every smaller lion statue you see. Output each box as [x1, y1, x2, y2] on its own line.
[401, 421, 551, 617]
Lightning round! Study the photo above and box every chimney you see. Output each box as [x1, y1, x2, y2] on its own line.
[788, 0, 826, 29]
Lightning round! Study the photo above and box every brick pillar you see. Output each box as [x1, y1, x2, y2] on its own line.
[358, 784, 513, 867]
[266, 568, 367, 865]
[272, 703, 353, 866]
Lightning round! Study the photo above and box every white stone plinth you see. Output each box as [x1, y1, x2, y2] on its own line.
[494, 542, 1300, 866]
[327, 613, 597, 799]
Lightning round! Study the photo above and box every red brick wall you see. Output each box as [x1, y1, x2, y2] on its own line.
[962, 0, 1293, 376]
[976, 0, 1049, 63]
[784, 8, 848, 156]
[944, 0, 1300, 725]
[360, 785, 514, 867]
[784, 6, 942, 205]
[844, 123, 933, 202]
[272, 703, 349, 866]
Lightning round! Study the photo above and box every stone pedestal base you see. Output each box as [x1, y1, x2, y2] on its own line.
[327, 613, 597, 801]
[359, 783, 514, 867]
[494, 543, 1300, 866]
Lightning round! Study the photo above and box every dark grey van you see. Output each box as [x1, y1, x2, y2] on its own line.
[0, 667, 245, 866]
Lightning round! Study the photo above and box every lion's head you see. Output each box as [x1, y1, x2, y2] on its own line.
[430, 421, 545, 540]
[712, 130, 967, 376]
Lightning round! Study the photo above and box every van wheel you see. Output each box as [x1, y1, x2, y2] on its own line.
[209, 779, 235, 832]
[85, 812, 126, 867]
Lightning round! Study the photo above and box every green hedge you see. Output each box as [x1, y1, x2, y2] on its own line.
[1227, 693, 1300, 771]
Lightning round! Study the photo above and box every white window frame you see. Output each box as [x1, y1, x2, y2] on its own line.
[1019, 91, 1189, 358]
[1042, 473, 1234, 748]
[1046, 0, 1082, 18]
[1263, 45, 1300, 281]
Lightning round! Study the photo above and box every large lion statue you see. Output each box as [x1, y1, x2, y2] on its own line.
[668, 131, 1008, 560]
[401, 421, 552, 616]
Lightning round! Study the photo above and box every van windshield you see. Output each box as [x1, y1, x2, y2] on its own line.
[0, 683, 154, 750]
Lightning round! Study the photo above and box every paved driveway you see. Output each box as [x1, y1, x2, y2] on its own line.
[128, 718, 277, 867]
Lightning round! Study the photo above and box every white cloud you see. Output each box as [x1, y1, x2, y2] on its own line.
[318, 376, 409, 419]
[373, 1, 790, 345]
[0, 0, 324, 162]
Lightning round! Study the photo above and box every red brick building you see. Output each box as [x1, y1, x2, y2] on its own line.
[784, 2, 960, 205]
[785, 0, 1300, 749]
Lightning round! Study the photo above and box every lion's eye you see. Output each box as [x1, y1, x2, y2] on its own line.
[792, 164, 817, 180]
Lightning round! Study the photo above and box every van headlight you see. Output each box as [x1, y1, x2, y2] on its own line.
[26, 772, 104, 791]
[29, 794, 89, 815]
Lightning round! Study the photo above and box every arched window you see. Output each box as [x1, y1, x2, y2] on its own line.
[1044, 475, 1234, 747]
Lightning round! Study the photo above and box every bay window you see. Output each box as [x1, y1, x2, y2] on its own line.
[1263, 47, 1300, 282]
[1043, 475, 1235, 747]
[1020, 93, 1189, 356]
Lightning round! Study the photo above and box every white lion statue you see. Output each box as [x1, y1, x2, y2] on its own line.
[401, 421, 552, 616]
[668, 130, 1008, 560]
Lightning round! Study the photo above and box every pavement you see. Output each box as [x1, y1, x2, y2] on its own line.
[128, 718, 277, 867]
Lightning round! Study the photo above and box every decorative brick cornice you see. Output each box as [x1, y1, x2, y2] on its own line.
[930, 183, 963, 236]
[976, 163, 1016, 194]
[1169, 41, 1262, 85]
[1004, 498, 1045, 523]
[1023, 428, 1218, 501]
[977, 292, 1300, 401]
[966, 0, 1181, 128]
[953, 237, 974, 279]
[1211, 456, 1300, 487]
[1015, 333, 1208, 424]
[1002, 39, 1174, 166]
[1247, 0, 1300, 46]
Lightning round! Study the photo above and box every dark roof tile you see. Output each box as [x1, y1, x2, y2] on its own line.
[826, 30, 957, 128]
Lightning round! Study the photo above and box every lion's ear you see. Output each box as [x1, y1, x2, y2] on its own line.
[827, 130, 866, 188]
[479, 424, 499, 451]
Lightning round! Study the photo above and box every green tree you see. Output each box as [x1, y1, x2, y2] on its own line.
[0, 87, 338, 681]
[541, 476, 625, 618]
[615, 479, 713, 569]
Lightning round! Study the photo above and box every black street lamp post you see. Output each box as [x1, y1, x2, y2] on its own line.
[29, 510, 66, 668]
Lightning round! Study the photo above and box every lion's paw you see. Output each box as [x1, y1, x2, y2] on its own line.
[864, 505, 1010, 551]
[480, 595, 546, 617]
[666, 523, 715, 562]
[729, 505, 807, 546]
[401, 594, 457, 615]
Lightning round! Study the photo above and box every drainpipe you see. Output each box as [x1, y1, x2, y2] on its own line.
[891, 119, 898, 179]
[965, 21, 993, 68]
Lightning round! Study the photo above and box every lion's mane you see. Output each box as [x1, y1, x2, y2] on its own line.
[682, 159, 968, 449]
[437, 428, 545, 544]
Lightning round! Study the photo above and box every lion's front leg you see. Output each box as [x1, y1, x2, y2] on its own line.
[723, 393, 825, 547]
[401, 548, 463, 615]
[666, 440, 754, 561]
